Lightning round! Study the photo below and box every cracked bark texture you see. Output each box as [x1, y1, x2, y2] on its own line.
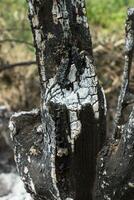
[94, 8, 134, 200]
[9, 1, 134, 200]
[9, 0, 106, 200]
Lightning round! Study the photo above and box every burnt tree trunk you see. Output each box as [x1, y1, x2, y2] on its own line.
[9, 1, 134, 200]
[10, 0, 106, 199]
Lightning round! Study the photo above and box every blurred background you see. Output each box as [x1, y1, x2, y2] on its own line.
[0, 0, 133, 199]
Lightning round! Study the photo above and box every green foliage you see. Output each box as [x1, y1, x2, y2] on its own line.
[0, 0, 33, 51]
[86, 0, 134, 32]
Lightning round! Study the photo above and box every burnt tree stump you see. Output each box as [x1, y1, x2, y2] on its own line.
[9, 1, 134, 200]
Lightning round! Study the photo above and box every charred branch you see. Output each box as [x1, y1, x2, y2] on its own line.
[94, 8, 134, 200]
[114, 8, 134, 139]
[0, 61, 37, 72]
[0, 39, 33, 46]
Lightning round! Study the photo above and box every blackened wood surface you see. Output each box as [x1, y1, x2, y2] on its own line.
[94, 8, 134, 200]
[10, 1, 107, 200]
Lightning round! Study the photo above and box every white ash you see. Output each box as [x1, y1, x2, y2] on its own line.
[0, 173, 32, 200]
[8, 121, 16, 140]
[128, 182, 134, 188]
[57, 147, 68, 157]
[24, 167, 29, 175]
[104, 194, 111, 200]
[69, 110, 81, 151]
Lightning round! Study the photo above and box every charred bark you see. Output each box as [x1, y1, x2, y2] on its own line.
[9, 0, 106, 200]
[9, 1, 134, 200]
[94, 8, 134, 200]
